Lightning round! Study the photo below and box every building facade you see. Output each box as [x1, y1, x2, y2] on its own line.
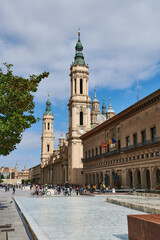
[80, 89, 160, 189]
[29, 164, 41, 184]
[0, 164, 29, 184]
[40, 31, 110, 186]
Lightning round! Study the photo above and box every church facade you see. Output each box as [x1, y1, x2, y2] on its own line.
[40, 31, 114, 185]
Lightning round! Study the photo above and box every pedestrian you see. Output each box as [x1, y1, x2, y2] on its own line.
[12, 186, 15, 195]
[65, 181, 70, 196]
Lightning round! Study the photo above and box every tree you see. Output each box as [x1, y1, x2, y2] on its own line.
[0, 63, 49, 156]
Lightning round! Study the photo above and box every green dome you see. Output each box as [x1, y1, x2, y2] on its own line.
[75, 40, 83, 51]
[46, 98, 51, 105]
[73, 30, 85, 66]
[44, 95, 53, 115]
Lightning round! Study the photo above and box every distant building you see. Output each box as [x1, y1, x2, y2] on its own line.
[0, 164, 29, 184]
[29, 164, 41, 184]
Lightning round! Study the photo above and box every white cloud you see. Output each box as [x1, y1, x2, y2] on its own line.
[0, 0, 160, 102]
[17, 131, 41, 150]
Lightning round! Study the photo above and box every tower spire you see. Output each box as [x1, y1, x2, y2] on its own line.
[102, 98, 106, 116]
[78, 28, 80, 42]
[109, 97, 112, 108]
[73, 30, 85, 65]
[94, 88, 97, 99]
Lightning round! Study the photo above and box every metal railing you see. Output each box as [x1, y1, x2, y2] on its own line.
[83, 137, 160, 162]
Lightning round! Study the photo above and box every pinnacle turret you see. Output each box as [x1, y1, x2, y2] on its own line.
[107, 98, 115, 113]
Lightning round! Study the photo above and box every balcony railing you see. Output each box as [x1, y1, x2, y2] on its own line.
[82, 137, 160, 162]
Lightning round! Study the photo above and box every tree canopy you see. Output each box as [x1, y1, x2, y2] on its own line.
[0, 63, 49, 156]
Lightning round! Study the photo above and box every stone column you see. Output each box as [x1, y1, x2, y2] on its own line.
[63, 165, 66, 183]
[109, 170, 113, 188]
[151, 167, 157, 188]
[121, 169, 127, 188]
[52, 168, 54, 185]
[150, 167, 155, 189]
[140, 168, 146, 189]
[132, 168, 136, 187]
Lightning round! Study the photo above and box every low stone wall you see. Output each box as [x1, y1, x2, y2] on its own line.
[106, 197, 160, 214]
[133, 192, 160, 197]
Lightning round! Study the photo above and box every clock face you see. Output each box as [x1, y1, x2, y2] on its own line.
[79, 129, 84, 134]
[46, 139, 50, 144]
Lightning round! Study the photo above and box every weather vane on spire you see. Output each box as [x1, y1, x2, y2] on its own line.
[78, 28, 80, 41]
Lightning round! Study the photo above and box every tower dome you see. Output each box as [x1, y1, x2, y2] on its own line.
[73, 30, 85, 65]
[44, 94, 52, 115]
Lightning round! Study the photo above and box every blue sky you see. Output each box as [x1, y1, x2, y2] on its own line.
[0, 0, 160, 171]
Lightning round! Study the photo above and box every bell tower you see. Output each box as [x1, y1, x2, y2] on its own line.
[41, 95, 54, 168]
[68, 30, 91, 185]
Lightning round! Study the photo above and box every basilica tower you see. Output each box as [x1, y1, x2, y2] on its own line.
[68, 31, 91, 185]
[41, 95, 54, 168]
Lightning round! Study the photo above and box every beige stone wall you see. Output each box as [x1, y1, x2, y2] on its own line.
[82, 91, 160, 189]
[68, 64, 91, 185]
[41, 114, 54, 167]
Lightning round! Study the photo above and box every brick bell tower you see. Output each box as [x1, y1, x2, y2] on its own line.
[68, 30, 91, 185]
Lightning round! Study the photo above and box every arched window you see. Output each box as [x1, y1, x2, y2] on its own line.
[80, 112, 83, 125]
[75, 79, 76, 94]
[80, 79, 83, 94]
[48, 123, 50, 130]
[47, 144, 50, 152]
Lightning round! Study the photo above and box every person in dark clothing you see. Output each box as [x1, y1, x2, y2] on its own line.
[65, 181, 70, 196]
[12, 186, 15, 195]
[65, 181, 70, 188]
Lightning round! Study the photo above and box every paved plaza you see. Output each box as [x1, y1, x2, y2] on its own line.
[0, 188, 152, 240]
[15, 193, 145, 240]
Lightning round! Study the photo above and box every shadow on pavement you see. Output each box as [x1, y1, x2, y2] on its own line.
[114, 234, 128, 240]
[0, 201, 8, 210]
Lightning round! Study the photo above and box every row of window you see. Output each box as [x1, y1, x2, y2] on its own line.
[86, 151, 160, 169]
[85, 126, 157, 158]
[126, 126, 156, 147]
[74, 79, 83, 94]
[85, 146, 102, 158]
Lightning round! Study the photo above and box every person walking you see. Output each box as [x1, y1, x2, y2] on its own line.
[12, 185, 15, 195]
[65, 181, 70, 196]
